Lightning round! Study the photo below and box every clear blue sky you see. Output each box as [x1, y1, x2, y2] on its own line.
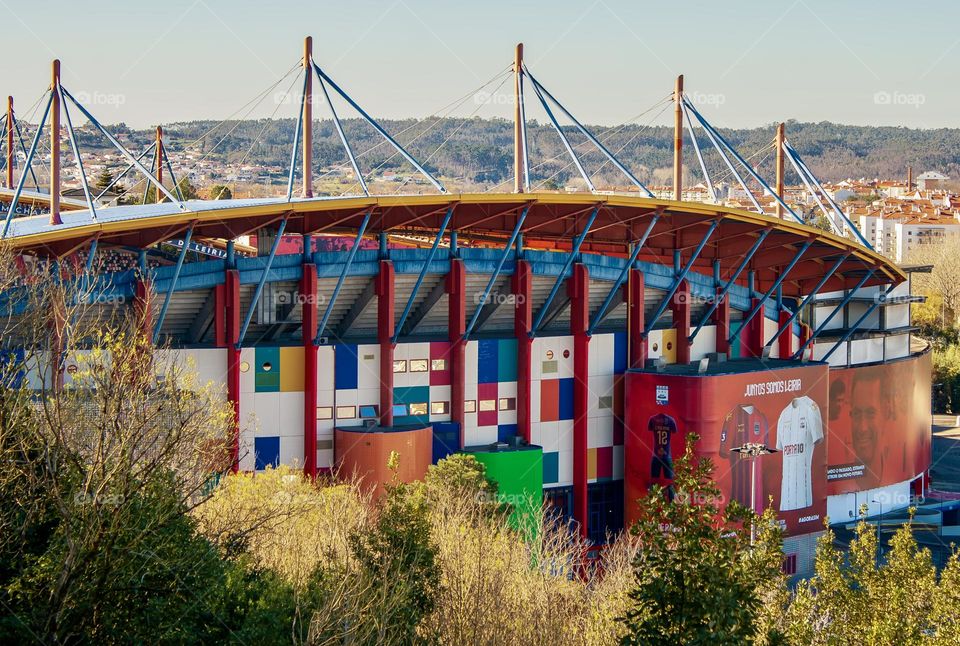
[2, 0, 957, 130]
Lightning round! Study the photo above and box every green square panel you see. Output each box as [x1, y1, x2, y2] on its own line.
[497, 338, 518, 382]
[255, 347, 280, 392]
[394, 385, 430, 425]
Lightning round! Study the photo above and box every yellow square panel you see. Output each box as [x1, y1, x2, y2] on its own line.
[279, 347, 305, 392]
[587, 447, 597, 480]
[660, 328, 677, 364]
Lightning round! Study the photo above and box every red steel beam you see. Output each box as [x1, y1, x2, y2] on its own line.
[569, 263, 589, 539]
[224, 269, 241, 472]
[447, 258, 466, 444]
[513, 259, 533, 443]
[377, 260, 395, 427]
[301, 261, 319, 478]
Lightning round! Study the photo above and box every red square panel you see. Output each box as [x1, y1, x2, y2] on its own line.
[540, 379, 559, 422]
[478, 382, 498, 427]
[597, 446, 613, 479]
[430, 341, 452, 386]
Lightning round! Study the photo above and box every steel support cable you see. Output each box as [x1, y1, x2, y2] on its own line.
[235, 70, 303, 169]
[183, 67, 301, 178]
[2, 90, 53, 237]
[527, 101, 671, 193]
[61, 86, 181, 207]
[330, 68, 513, 193]
[782, 140, 832, 224]
[13, 121, 41, 191]
[316, 71, 370, 196]
[286, 73, 308, 200]
[58, 85, 98, 220]
[517, 64, 531, 191]
[524, 69, 654, 196]
[682, 102, 716, 201]
[13, 91, 51, 186]
[389, 73, 513, 196]
[93, 143, 156, 201]
[312, 62, 446, 193]
[177, 61, 301, 153]
[704, 141, 774, 188]
[527, 74, 595, 191]
[683, 98, 802, 223]
[783, 140, 870, 248]
[492, 94, 672, 194]
[681, 98, 763, 212]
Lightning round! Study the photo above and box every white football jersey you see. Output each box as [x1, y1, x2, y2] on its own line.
[776, 396, 823, 511]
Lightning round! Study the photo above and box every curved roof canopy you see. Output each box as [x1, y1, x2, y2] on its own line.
[2, 193, 903, 296]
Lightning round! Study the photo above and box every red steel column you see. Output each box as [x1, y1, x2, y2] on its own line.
[628, 268, 646, 369]
[714, 287, 731, 355]
[224, 269, 241, 472]
[377, 260, 395, 427]
[514, 259, 533, 443]
[447, 258, 466, 444]
[569, 263, 590, 539]
[778, 309, 792, 359]
[746, 297, 765, 357]
[799, 323, 812, 360]
[670, 279, 691, 364]
[213, 284, 226, 348]
[301, 262, 319, 478]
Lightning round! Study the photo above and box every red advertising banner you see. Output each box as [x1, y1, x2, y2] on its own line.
[826, 352, 932, 494]
[625, 362, 829, 536]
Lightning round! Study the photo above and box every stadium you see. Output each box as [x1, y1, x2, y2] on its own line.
[0, 39, 931, 577]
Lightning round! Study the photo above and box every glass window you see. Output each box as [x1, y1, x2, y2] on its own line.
[335, 405, 356, 419]
[598, 396, 613, 410]
[498, 397, 516, 411]
[542, 360, 558, 374]
[393, 360, 407, 373]
[431, 401, 449, 415]
[359, 405, 379, 419]
[464, 400, 477, 413]
[431, 358, 446, 371]
[409, 359, 428, 372]
[392, 404, 409, 417]
[317, 406, 333, 420]
[479, 399, 496, 412]
[409, 402, 428, 416]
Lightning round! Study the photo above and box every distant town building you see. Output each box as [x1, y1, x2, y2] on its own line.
[916, 171, 949, 191]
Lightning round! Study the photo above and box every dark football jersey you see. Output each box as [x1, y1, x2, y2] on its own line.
[648, 413, 678, 459]
[720, 405, 769, 512]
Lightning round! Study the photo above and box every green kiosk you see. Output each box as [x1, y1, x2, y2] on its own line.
[463, 442, 543, 539]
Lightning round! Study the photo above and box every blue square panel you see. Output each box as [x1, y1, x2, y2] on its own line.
[613, 332, 627, 375]
[497, 423, 518, 443]
[558, 378, 574, 420]
[254, 436, 280, 471]
[334, 344, 359, 390]
[477, 339, 499, 384]
[543, 452, 559, 485]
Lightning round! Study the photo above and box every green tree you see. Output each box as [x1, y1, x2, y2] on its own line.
[784, 512, 938, 644]
[209, 184, 232, 200]
[176, 177, 200, 200]
[620, 436, 785, 645]
[93, 168, 114, 192]
[348, 458, 439, 644]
